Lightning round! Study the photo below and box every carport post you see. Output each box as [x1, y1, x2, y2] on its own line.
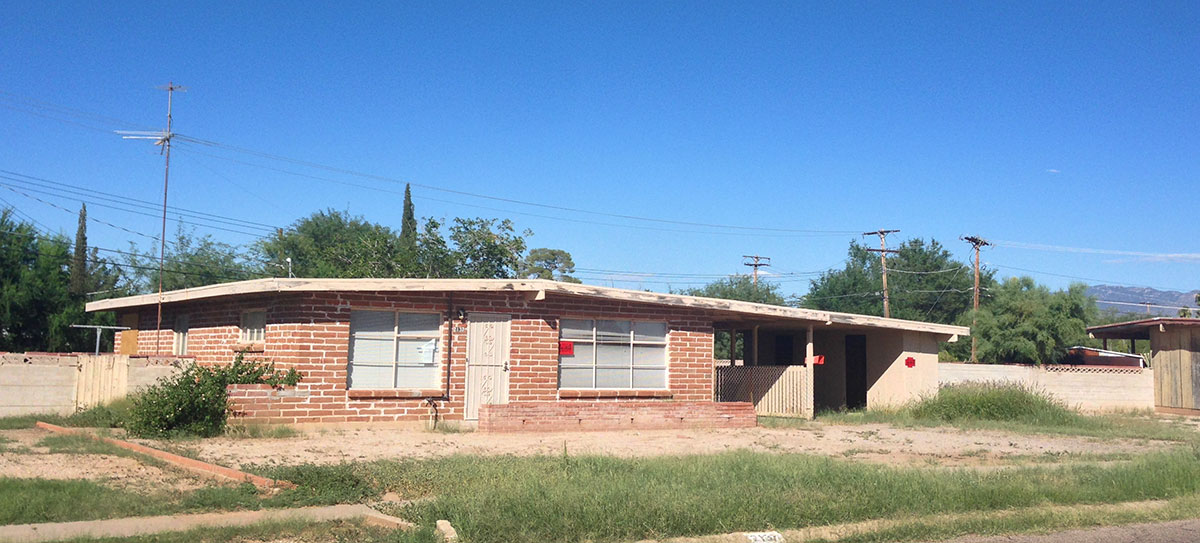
[805, 325, 815, 419]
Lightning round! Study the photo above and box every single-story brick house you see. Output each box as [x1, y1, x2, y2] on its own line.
[86, 278, 968, 431]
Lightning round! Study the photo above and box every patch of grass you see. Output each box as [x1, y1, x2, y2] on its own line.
[829, 494, 1200, 542]
[424, 421, 473, 434]
[346, 447, 1200, 543]
[49, 519, 441, 543]
[817, 383, 1199, 442]
[758, 416, 812, 429]
[0, 400, 134, 431]
[223, 424, 300, 439]
[0, 478, 172, 525]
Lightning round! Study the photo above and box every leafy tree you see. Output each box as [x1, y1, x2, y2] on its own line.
[0, 209, 119, 352]
[676, 275, 787, 359]
[948, 277, 1097, 365]
[449, 218, 529, 279]
[127, 226, 253, 292]
[256, 209, 412, 279]
[520, 248, 581, 283]
[802, 238, 989, 324]
[415, 217, 456, 278]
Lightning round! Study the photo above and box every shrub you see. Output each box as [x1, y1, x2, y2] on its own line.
[63, 398, 134, 428]
[126, 353, 300, 438]
[909, 382, 1078, 425]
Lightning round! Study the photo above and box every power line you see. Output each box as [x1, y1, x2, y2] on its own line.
[0, 169, 279, 230]
[0, 176, 272, 237]
[991, 239, 1200, 262]
[172, 135, 864, 235]
[742, 255, 771, 287]
[986, 262, 1190, 292]
[173, 142, 858, 239]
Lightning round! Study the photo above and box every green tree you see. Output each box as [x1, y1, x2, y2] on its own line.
[127, 226, 253, 292]
[257, 209, 412, 279]
[802, 238, 988, 324]
[69, 204, 88, 296]
[952, 277, 1097, 365]
[0, 209, 118, 352]
[449, 218, 529, 279]
[399, 184, 418, 255]
[519, 248, 581, 283]
[415, 217, 456, 278]
[676, 275, 787, 359]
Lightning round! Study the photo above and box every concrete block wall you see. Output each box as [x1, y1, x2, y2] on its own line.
[939, 362, 1155, 412]
[0, 353, 183, 416]
[129, 290, 719, 427]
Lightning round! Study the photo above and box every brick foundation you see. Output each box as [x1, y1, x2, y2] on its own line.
[478, 401, 757, 432]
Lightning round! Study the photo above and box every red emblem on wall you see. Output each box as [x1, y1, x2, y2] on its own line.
[905, 356, 916, 368]
[812, 355, 825, 365]
[559, 341, 575, 356]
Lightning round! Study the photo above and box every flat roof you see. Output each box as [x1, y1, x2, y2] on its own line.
[85, 278, 969, 338]
[1087, 317, 1200, 340]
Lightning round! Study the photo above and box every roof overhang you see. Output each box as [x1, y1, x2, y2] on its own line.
[1087, 317, 1200, 340]
[86, 278, 970, 338]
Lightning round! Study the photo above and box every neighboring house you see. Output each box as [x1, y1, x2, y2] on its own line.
[1064, 346, 1146, 368]
[86, 278, 967, 431]
[1088, 318, 1200, 415]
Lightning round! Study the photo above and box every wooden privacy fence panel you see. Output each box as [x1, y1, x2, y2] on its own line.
[75, 355, 131, 410]
[715, 365, 811, 418]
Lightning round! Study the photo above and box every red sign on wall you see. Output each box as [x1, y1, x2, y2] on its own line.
[812, 355, 825, 365]
[559, 341, 575, 356]
[905, 356, 916, 368]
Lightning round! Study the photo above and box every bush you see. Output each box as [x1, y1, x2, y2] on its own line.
[909, 382, 1079, 425]
[126, 353, 300, 438]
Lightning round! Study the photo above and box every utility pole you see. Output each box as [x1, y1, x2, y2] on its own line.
[862, 230, 899, 318]
[961, 235, 991, 363]
[119, 82, 185, 354]
[742, 255, 771, 287]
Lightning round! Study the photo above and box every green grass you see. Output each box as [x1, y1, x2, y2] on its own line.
[815, 383, 1198, 442]
[47, 519, 441, 543]
[242, 447, 1200, 543]
[0, 479, 174, 525]
[828, 494, 1200, 542]
[222, 424, 300, 439]
[0, 399, 134, 431]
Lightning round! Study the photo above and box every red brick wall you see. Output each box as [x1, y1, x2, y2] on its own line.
[116, 290, 729, 428]
[478, 401, 757, 432]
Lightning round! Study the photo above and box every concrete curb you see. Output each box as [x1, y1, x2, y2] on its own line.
[34, 421, 296, 490]
[0, 504, 410, 543]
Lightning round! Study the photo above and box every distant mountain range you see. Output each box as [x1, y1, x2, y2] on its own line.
[1086, 285, 1200, 317]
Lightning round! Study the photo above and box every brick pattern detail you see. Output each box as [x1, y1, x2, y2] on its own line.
[119, 290, 727, 427]
[478, 401, 757, 432]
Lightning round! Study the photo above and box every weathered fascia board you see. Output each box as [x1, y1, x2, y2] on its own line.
[85, 278, 970, 337]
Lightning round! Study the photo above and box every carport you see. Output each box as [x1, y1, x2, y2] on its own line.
[713, 312, 967, 418]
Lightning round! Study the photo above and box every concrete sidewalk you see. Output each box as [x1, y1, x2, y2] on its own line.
[0, 504, 409, 543]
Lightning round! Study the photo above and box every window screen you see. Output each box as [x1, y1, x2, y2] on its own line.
[558, 319, 667, 389]
[240, 311, 265, 343]
[348, 310, 442, 389]
[172, 315, 189, 356]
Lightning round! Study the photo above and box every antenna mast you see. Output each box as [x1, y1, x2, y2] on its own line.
[118, 82, 186, 354]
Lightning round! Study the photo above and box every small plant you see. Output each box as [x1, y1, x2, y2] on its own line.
[126, 352, 301, 438]
[910, 382, 1078, 425]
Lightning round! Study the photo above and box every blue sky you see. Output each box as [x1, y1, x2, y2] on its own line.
[2, 2, 1197, 298]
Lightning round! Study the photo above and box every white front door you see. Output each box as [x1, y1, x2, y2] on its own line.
[465, 313, 511, 420]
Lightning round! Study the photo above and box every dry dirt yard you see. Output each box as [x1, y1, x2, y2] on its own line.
[171, 422, 1171, 469]
[0, 428, 213, 493]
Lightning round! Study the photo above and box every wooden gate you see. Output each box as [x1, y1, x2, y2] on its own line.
[465, 313, 511, 420]
[715, 365, 811, 418]
[75, 355, 130, 410]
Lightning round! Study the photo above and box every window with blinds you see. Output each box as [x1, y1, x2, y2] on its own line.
[558, 319, 667, 389]
[348, 310, 442, 389]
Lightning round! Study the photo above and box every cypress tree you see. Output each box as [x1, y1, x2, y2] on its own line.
[69, 203, 88, 296]
[399, 184, 417, 252]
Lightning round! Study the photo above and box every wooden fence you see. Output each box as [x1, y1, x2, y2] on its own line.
[714, 365, 811, 419]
